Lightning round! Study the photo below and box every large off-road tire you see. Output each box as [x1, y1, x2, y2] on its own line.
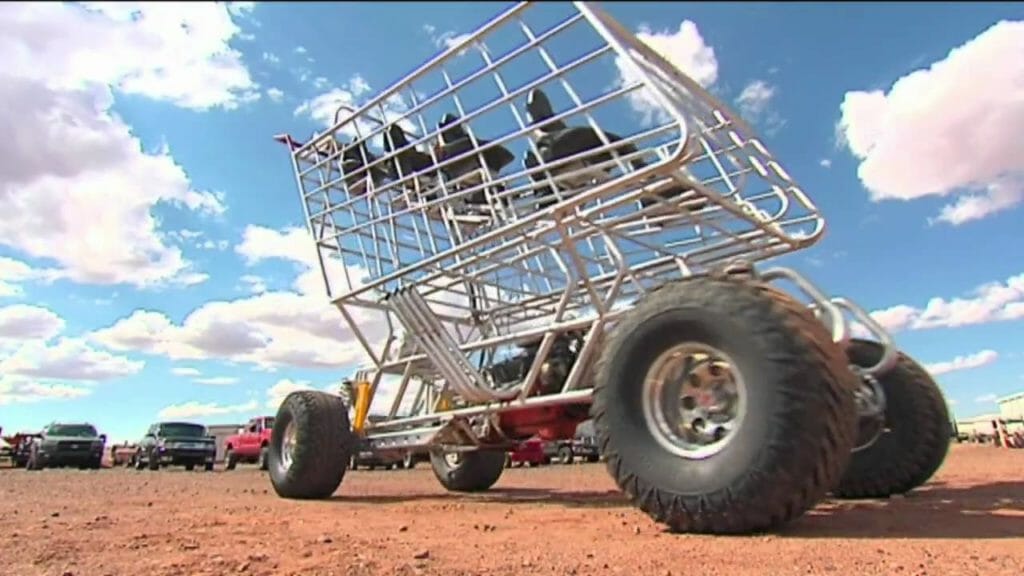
[429, 449, 506, 492]
[591, 277, 858, 534]
[147, 448, 160, 471]
[268, 390, 356, 499]
[833, 339, 951, 499]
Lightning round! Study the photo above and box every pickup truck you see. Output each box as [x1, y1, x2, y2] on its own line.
[25, 422, 106, 470]
[223, 416, 275, 470]
[134, 421, 216, 471]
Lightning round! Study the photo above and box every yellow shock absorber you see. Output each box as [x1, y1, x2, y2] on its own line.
[352, 380, 372, 433]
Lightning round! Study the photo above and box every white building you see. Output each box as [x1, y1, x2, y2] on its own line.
[997, 391, 1024, 433]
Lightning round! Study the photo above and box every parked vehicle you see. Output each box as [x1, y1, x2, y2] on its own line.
[134, 422, 216, 472]
[6, 433, 41, 468]
[110, 442, 138, 467]
[506, 437, 549, 468]
[25, 422, 106, 470]
[0, 436, 11, 465]
[572, 434, 601, 463]
[351, 447, 404, 471]
[224, 416, 275, 470]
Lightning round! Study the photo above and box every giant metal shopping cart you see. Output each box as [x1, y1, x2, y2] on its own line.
[267, 1, 951, 534]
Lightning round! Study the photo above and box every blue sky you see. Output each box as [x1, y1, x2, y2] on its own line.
[1, 2, 1022, 444]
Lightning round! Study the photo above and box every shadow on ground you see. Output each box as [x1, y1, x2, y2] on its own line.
[330, 481, 1024, 539]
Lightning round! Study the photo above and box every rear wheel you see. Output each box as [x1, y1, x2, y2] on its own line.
[430, 450, 506, 492]
[592, 277, 857, 534]
[268, 390, 356, 499]
[834, 339, 951, 498]
[224, 448, 238, 471]
[185, 463, 195, 472]
[258, 446, 269, 471]
[557, 445, 573, 465]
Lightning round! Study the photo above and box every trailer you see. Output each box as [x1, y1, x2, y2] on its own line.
[264, 1, 951, 534]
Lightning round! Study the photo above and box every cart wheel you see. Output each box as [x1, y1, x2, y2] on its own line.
[268, 390, 356, 499]
[591, 277, 857, 534]
[833, 339, 951, 499]
[429, 449, 506, 492]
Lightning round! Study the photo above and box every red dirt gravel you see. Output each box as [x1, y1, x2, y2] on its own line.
[1, 443, 1022, 576]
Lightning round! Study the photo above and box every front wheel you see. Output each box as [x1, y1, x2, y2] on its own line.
[429, 449, 506, 492]
[833, 339, 951, 498]
[592, 277, 858, 534]
[268, 390, 356, 499]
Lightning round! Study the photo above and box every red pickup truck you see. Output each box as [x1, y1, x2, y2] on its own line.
[224, 416, 274, 470]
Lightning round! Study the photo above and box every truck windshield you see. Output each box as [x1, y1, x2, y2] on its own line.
[159, 424, 207, 438]
[48, 425, 97, 438]
[264, 418, 275, 429]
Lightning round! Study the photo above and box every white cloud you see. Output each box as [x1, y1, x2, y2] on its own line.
[172, 367, 201, 377]
[1, 338, 144, 381]
[239, 274, 268, 295]
[293, 75, 414, 142]
[868, 272, 1024, 333]
[266, 87, 284, 102]
[614, 21, 719, 126]
[924, 349, 999, 377]
[0, 2, 258, 288]
[0, 304, 142, 404]
[294, 46, 308, 54]
[734, 79, 785, 136]
[262, 52, 280, 65]
[836, 20, 1024, 225]
[89, 226, 386, 371]
[265, 378, 334, 410]
[158, 399, 258, 420]
[974, 393, 997, 404]
[0, 375, 92, 406]
[194, 376, 239, 386]
[0, 257, 62, 298]
[820, 159, 833, 168]
[0, 304, 65, 341]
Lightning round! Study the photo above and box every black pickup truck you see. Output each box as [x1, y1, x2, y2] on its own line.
[134, 421, 216, 471]
[25, 422, 106, 470]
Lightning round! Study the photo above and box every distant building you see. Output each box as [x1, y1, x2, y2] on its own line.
[997, 392, 1024, 433]
[207, 423, 243, 463]
[955, 413, 1001, 439]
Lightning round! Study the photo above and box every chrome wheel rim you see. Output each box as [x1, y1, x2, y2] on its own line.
[280, 420, 297, 470]
[642, 343, 747, 460]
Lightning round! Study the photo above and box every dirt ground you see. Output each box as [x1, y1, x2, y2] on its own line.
[1, 443, 1021, 576]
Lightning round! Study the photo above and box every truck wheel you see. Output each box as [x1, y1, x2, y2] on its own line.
[204, 462, 214, 472]
[268, 390, 356, 499]
[185, 464, 195, 472]
[89, 457, 102, 470]
[147, 449, 160, 471]
[591, 277, 857, 534]
[133, 452, 145, 470]
[586, 455, 599, 463]
[833, 339, 951, 498]
[429, 449, 506, 492]
[258, 446, 269, 471]
[557, 446, 573, 465]
[224, 448, 238, 471]
[403, 452, 416, 470]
